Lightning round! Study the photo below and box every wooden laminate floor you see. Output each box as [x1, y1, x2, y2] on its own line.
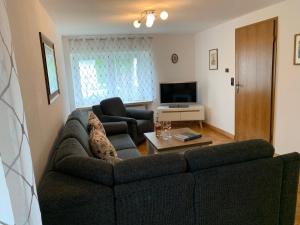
[137, 123, 300, 225]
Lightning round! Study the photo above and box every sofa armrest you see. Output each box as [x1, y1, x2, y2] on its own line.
[100, 115, 137, 125]
[92, 105, 104, 118]
[100, 115, 138, 144]
[103, 122, 128, 135]
[55, 155, 114, 186]
[126, 108, 154, 120]
[276, 153, 300, 225]
[114, 153, 187, 184]
[38, 171, 115, 225]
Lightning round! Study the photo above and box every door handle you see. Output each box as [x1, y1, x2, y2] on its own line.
[236, 83, 243, 93]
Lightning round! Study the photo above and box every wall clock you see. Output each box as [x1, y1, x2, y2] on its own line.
[171, 53, 179, 64]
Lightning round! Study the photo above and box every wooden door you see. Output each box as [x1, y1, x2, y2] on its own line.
[235, 18, 277, 142]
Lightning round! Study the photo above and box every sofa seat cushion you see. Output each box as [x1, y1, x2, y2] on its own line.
[108, 134, 136, 151]
[137, 119, 152, 134]
[117, 148, 141, 160]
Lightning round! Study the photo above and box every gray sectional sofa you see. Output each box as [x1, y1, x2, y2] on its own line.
[38, 109, 300, 225]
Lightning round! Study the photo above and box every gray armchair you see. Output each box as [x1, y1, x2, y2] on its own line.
[92, 97, 154, 144]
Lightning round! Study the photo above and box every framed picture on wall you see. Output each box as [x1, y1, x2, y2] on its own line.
[209, 49, 218, 70]
[294, 34, 300, 65]
[39, 32, 60, 104]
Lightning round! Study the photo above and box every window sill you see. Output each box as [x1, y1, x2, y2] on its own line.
[124, 100, 153, 107]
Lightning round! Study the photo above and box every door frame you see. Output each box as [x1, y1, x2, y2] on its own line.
[234, 17, 278, 143]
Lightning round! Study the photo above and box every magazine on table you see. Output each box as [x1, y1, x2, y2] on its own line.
[174, 130, 202, 142]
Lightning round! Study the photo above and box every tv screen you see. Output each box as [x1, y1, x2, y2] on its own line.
[160, 82, 197, 103]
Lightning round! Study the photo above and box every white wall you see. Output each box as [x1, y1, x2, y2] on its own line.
[152, 34, 196, 109]
[7, 0, 70, 183]
[195, 0, 300, 154]
[195, 29, 235, 134]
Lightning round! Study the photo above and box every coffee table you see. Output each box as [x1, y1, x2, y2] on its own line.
[144, 128, 213, 155]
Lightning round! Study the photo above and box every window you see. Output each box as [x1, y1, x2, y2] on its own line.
[68, 37, 155, 108]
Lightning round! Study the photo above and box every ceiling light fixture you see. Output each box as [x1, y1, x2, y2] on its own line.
[133, 20, 141, 28]
[146, 12, 155, 27]
[160, 11, 169, 20]
[133, 10, 168, 28]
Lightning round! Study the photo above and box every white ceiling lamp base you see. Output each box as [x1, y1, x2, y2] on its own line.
[146, 12, 155, 27]
[133, 10, 168, 29]
[160, 11, 169, 20]
[133, 20, 141, 28]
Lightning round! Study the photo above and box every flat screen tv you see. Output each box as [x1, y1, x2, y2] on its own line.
[160, 82, 197, 104]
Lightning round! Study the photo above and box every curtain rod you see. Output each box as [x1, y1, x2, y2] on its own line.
[66, 35, 153, 41]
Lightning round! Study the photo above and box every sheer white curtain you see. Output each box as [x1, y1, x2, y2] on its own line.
[0, 157, 14, 225]
[69, 36, 156, 108]
[0, 0, 42, 224]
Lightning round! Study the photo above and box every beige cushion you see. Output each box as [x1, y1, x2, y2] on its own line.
[88, 112, 106, 135]
[89, 128, 122, 164]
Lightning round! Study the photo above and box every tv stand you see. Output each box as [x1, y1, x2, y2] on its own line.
[168, 105, 190, 108]
[157, 105, 205, 128]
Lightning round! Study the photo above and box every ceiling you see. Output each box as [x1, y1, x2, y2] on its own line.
[41, 0, 283, 35]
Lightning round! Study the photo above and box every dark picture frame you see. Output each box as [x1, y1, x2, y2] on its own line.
[294, 34, 300, 65]
[209, 49, 218, 70]
[39, 32, 60, 104]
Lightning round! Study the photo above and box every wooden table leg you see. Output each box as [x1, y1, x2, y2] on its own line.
[147, 140, 156, 155]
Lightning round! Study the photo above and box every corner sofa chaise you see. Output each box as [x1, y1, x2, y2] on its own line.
[38, 109, 300, 225]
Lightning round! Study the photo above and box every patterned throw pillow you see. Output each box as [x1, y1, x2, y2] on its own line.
[88, 112, 106, 135]
[89, 128, 122, 164]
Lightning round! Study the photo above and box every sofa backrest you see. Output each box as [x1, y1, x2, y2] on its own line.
[184, 139, 275, 171]
[53, 138, 114, 186]
[276, 153, 300, 225]
[192, 157, 282, 225]
[114, 153, 187, 184]
[67, 109, 90, 131]
[59, 119, 93, 157]
[114, 153, 195, 225]
[51, 111, 115, 187]
[184, 140, 298, 225]
[100, 97, 127, 117]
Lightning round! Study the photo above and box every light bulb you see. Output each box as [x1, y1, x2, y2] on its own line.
[133, 20, 141, 28]
[146, 13, 155, 27]
[160, 11, 168, 20]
